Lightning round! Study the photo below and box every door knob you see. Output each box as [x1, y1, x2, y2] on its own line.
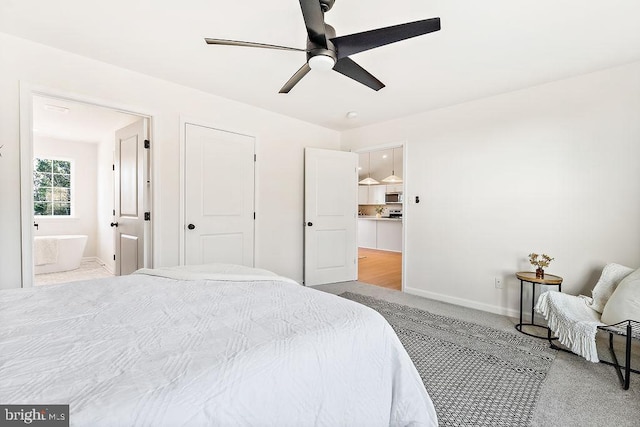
[187, 224, 196, 230]
[110, 222, 118, 227]
[307, 222, 313, 226]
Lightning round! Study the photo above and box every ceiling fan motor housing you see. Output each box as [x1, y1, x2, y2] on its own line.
[306, 21, 337, 66]
[306, 22, 337, 68]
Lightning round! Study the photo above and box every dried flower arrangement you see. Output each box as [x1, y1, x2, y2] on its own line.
[375, 205, 384, 214]
[528, 253, 554, 278]
[528, 253, 554, 268]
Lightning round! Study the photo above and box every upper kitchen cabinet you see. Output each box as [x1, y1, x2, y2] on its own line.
[358, 185, 386, 205]
[386, 184, 404, 193]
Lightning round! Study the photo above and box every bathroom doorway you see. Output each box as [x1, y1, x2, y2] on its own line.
[22, 91, 151, 286]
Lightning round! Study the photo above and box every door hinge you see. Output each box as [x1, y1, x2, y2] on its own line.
[144, 139, 150, 149]
[254, 154, 256, 162]
[113, 254, 116, 261]
[144, 212, 151, 221]
[112, 209, 115, 216]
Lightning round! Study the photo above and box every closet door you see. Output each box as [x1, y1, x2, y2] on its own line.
[183, 123, 255, 266]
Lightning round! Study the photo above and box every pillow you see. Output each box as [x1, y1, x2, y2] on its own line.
[601, 267, 640, 325]
[587, 263, 634, 313]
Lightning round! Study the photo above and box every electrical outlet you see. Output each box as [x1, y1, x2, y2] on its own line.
[495, 277, 504, 289]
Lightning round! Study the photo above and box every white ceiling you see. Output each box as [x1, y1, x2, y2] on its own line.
[33, 96, 140, 143]
[3, 1, 640, 131]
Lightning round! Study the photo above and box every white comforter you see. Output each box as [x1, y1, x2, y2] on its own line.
[0, 266, 437, 426]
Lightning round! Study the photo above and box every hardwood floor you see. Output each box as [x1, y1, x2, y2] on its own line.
[357, 247, 402, 290]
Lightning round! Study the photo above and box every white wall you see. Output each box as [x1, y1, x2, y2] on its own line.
[342, 61, 640, 317]
[32, 136, 98, 258]
[96, 136, 114, 272]
[0, 32, 340, 289]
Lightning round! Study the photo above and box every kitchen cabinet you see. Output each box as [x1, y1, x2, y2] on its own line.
[385, 184, 403, 193]
[357, 218, 377, 249]
[358, 185, 386, 205]
[376, 220, 403, 252]
[358, 186, 369, 205]
[357, 218, 402, 252]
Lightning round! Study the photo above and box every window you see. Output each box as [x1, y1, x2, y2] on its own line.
[33, 158, 72, 216]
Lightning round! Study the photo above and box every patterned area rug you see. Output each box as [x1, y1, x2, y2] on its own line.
[340, 292, 556, 427]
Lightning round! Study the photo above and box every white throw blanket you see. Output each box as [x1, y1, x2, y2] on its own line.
[33, 237, 58, 265]
[535, 291, 604, 362]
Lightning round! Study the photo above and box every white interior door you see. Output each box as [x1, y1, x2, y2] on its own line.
[114, 118, 148, 275]
[304, 148, 358, 286]
[184, 123, 255, 266]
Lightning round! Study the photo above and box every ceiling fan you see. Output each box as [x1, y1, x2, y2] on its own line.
[205, 0, 440, 93]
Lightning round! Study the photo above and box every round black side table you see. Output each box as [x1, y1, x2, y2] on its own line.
[515, 271, 563, 339]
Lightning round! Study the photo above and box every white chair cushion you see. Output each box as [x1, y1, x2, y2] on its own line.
[601, 267, 640, 325]
[587, 263, 634, 313]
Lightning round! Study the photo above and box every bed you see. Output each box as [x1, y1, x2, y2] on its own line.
[0, 264, 437, 426]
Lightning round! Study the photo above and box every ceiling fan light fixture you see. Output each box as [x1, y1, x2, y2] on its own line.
[308, 54, 336, 71]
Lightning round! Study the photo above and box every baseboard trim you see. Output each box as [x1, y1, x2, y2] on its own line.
[404, 286, 519, 319]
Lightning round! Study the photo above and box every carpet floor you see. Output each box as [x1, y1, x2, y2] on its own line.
[314, 281, 640, 427]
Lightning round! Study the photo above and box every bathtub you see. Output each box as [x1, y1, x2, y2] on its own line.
[34, 235, 88, 275]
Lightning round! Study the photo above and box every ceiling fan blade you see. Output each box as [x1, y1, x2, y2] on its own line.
[333, 57, 385, 91]
[204, 38, 306, 52]
[279, 63, 312, 93]
[331, 17, 441, 59]
[298, 0, 327, 47]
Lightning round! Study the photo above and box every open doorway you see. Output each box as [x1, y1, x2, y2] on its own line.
[21, 90, 151, 287]
[357, 145, 404, 290]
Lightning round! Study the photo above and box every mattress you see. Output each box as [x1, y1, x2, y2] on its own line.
[0, 264, 437, 426]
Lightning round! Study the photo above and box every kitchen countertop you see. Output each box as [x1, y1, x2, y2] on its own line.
[358, 216, 403, 222]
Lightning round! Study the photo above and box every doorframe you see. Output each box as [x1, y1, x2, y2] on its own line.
[354, 141, 407, 292]
[19, 82, 156, 287]
[178, 116, 258, 266]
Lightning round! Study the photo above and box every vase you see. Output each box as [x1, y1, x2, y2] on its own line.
[376, 213, 381, 218]
[536, 268, 544, 279]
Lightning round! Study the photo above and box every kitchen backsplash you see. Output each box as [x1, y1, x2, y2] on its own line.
[358, 205, 388, 216]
